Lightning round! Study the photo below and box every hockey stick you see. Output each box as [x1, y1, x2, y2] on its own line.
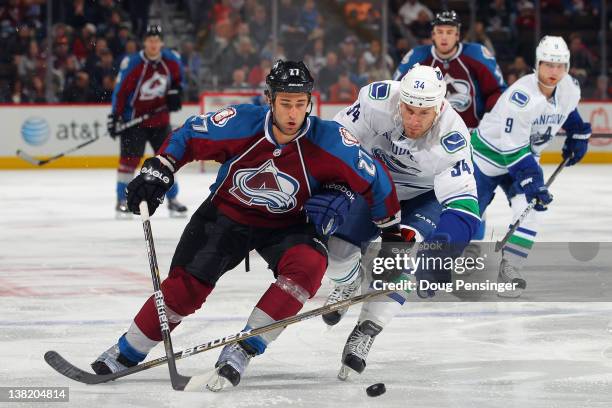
[44, 286, 396, 386]
[139, 201, 191, 390]
[17, 137, 99, 166]
[16, 106, 167, 166]
[494, 158, 569, 252]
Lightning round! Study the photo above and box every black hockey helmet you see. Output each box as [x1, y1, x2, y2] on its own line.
[144, 24, 163, 39]
[265, 60, 314, 98]
[431, 10, 461, 29]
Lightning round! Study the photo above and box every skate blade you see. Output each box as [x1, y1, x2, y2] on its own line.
[337, 365, 351, 381]
[497, 289, 524, 298]
[205, 369, 228, 392]
[183, 370, 216, 392]
[115, 212, 133, 220]
[169, 210, 188, 219]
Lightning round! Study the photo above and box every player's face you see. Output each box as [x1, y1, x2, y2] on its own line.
[432, 25, 459, 55]
[538, 61, 566, 88]
[400, 102, 437, 139]
[144, 36, 163, 58]
[271, 92, 310, 142]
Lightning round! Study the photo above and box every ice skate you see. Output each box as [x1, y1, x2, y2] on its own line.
[167, 198, 188, 218]
[338, 320, 382, 380]
[497, 258, 526, 298]
[322, 277, 361, 326]
[115, 199, 132, 220]
[206, 343, 254, 391]
[91, 342, 138, 375]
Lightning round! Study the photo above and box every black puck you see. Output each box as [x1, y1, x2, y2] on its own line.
[366, 383, 386, 397]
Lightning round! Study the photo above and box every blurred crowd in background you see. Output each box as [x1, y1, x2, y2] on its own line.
[0, 0, 610, 105]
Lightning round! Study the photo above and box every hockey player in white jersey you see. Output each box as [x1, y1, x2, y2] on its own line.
[322, 65, 481, 378]
[468, 36, 592, 297]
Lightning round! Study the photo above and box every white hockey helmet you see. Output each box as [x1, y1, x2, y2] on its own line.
[535, 36, 570, 73]
[399, 64, 446, 115]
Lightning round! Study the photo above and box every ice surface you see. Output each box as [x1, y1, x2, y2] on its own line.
[1, 165, 612, 407]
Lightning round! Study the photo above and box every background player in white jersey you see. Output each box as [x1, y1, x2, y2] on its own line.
[469, 36, 592, 297]
[322, 65, 481, 378]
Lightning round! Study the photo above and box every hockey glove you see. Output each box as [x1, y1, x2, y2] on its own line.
[305, 186, 354, 236]
[371, 225, 417, 284]
[126, 156, 175, 215]
[514, 167, 552, 211]
[166, 86, 182, 112]
[107, 113, 124, 140]
[562, 134, 590, 166]
[509, 156, 552, 211]
[415, 232, 455, 299]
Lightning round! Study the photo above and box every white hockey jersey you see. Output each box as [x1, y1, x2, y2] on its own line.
[334, 80, 479, 220]
[472, 73, 581, 176]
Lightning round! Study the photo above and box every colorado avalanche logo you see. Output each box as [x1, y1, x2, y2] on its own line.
[444, 73, 472, 112]
[229, 159, 299, 213]
[139, 72, 168, 100]
[212, 107, 237, 127]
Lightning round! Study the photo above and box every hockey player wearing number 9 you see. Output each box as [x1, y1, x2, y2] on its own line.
[323, 65, 481, 379]
[90, 60, 401, 391]
[467, 36, 592, 298]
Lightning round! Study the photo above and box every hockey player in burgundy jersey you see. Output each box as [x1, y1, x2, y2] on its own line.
[91, 60, 401, 390]
[108, 25, 187, 218]
[393, 10, 506, 128]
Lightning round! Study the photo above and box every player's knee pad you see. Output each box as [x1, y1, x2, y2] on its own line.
[326, 236, 362, 284]
[160, 266, 213, 317]
[277, 244, 327, 298]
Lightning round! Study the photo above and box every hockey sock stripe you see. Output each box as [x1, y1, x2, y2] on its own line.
[331, 261, 360, 284]
[118, 333, 148, 363]
[117, 182, 129, 200]
[503, 246, 529, 258]
[516, 226, 537, 237]
[166, 183, 179, 199]
[239, 325, 268, 355]
[508, 235, 534, 249]
[125, 321, 160, 356]
[244, 308, 277, 351]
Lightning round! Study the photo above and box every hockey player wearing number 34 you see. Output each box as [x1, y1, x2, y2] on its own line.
[322, 64, 481, 379]
[466, 36, 592, 298]
[90, 60, 401, 391]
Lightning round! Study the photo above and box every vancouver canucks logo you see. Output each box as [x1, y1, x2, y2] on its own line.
[230, 159, 299, 213]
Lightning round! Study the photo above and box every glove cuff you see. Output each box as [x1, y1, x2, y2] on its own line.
[157, 154, 176, 173]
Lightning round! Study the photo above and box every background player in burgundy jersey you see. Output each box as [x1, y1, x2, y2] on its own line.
[108, 24, 186, 218]
[90, 60, 401, 391]
[393, 10, 507, 129]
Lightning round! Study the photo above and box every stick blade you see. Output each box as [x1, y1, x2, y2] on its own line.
[16, 149, 44, 166]
[44, 350, 113, 385]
